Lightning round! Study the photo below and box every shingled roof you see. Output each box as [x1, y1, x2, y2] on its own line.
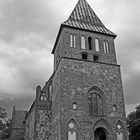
[52, 0, 116, 54]
[63, 0, 116, 36]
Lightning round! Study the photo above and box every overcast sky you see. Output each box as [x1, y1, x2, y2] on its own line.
[0, 0, 140, 117]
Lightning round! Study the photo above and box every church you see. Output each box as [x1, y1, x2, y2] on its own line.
[10, 0, 129, 140]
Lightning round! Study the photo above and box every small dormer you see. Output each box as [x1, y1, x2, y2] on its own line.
[52, 0, 117, 71]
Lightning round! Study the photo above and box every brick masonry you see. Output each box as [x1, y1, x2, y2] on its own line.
[51, 57, 128, 140]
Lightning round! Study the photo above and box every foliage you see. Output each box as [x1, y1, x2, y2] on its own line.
[0, 120, 6, 130]
[127, 105, 140, 140]
[0, 107, 7, 119]
[0, 106, 11, 140]
[0, 121, 11, 140]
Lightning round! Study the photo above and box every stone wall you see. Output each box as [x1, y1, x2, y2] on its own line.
[35, 109, 51, 140]
[50, 63, 63, 140]
[34, 84, 52, 140]
[59, 58, 126, 118]
[51, 57, 128, 140]
[24, 103, 35, 140]
[10, 109, 27, 140]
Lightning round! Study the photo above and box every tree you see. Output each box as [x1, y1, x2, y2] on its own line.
[0, 119, 11, 140]
[0, 120, 5, 131]
[0, 106, 11, 140]
[127, 105, 140, 140]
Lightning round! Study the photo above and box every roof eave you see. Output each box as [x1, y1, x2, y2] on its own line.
[63, 24, 117, 38]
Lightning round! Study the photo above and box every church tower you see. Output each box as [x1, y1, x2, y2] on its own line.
[50, 0, 128, 140]
[10, 0, 129, 140]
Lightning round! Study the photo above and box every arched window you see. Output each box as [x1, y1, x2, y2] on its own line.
[116, 121, 123, 130]
[70, 34, 73, 48]
[70, 34, 76, 48]
[40, 92, 48, 101]
[88, 37, 92, 50]
[113, 104, 117, 112]
[49, 84, 52, 93]
[116, 121, 124, 140]
[103, 40, 109, 53]
[81, 36, 86, 49]
[103, 41, 106, 53]
[106, 41, 109, 53]
[68, 121, 77, 140]
[73, 35, 76, 48]
[44, 96, 47, 101]
[88, 92, 103, 115]
[41, 96, 44, 101]
[72, 102, 78, 110]
[95, 38, 99, 52]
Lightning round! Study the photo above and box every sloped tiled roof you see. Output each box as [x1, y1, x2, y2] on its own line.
[62, 0, 116, 36]
[52, 0, 116, 54]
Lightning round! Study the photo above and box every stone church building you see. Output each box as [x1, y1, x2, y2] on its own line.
[10, 0, 129, 140]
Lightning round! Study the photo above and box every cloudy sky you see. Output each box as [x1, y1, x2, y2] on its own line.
[0, 0, 140, 117]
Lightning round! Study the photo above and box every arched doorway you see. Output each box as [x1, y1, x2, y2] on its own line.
[94, 127, 107, 140]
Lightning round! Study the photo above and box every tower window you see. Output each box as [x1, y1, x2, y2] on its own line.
[73, 35, 76, 48]
[81, 36, 86, 49]
[95, 38, 99, 52]
[103, 41, 109, 53]
[93, 55, 99, 62]
[70, 34, 73, 47]
[82, 53, 88, 60]
[70, 34, 76, 48]
[88, 37, 92, 50]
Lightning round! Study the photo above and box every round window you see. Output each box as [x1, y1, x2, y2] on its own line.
[68, 123, 74, 128]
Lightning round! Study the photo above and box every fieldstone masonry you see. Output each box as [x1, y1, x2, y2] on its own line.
[10, 0, 129, 140]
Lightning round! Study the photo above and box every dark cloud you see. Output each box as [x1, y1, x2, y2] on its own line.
[0, 0, 64, 43]
[0, 34, 53, 100]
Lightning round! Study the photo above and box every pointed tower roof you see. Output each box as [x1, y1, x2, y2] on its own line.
[62, 0, 116, 36]
[52, 0, 116, 54]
